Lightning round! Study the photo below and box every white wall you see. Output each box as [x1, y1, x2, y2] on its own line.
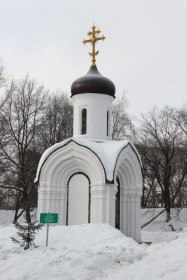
[72, 93, 114, 139]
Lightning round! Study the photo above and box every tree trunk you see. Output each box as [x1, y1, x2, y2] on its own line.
[25, 206, 31, 223]
[14, 207, 19, 222]
[141, 209, 166, 229]
[13, 191, 21, 222]
[165, 208, 171, 222]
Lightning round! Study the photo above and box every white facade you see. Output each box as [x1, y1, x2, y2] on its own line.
[36, 138, 142, 242]
[36, 65, 143, 242]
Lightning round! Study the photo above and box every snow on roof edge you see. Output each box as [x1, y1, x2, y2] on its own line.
[35, 138, 141, 183]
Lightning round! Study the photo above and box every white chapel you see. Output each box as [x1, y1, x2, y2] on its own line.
[35, 25, 143, 242]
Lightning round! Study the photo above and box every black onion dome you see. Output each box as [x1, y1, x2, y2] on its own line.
[71, 66, 115, 97]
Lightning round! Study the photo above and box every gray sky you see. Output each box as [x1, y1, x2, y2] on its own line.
[1, 0, 187, 117]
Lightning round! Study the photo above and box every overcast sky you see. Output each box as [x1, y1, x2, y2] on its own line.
[1, 0, 187, 117]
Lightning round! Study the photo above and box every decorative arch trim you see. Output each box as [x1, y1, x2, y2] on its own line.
[36, 139, 107, 185]
[113, 143, 143, 189]
[113, 142, 143, 183]
[36, 139, 142, 186]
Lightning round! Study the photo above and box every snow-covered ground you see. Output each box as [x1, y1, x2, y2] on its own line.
[0, 209, 187, 280]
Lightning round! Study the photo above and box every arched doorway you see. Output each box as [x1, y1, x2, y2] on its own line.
[66, 173, 90, 225]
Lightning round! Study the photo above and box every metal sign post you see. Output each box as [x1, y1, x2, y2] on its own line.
[40, 213, 58, 247]
[46, 223, 49, 247]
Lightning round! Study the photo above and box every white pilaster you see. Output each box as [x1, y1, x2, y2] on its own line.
[90, 184, 117, 226]
[120, 187, 141, 242]
[90, 185, 106, 223]
[37, 185, 67, 225]
[105, 184, 118, 226]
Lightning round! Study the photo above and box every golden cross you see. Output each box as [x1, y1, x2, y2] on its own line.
[83, 25, 106, 66]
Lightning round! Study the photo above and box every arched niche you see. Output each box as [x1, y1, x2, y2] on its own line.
[67, 173, 90, 225]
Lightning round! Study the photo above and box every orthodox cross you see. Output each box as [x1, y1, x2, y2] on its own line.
[83, 25, 105, 66]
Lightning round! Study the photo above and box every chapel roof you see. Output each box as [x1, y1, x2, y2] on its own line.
[71, 65, 115, 97]
[35, 138, 141, 184]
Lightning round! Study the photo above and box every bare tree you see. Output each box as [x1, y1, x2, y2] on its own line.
[112, 94, 135, 140]
[0, 62, 8, 110]
[38, 92, 73, 151]
[137, 107, 187, 222]
[170, 107, 187, 138]
[0, 62, 6, 88]
[0, 76, 47, 222]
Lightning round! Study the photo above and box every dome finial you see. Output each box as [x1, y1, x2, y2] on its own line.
[82, 24, 106, 66]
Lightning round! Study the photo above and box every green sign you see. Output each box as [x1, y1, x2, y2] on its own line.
[40, 213, 58, 224]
